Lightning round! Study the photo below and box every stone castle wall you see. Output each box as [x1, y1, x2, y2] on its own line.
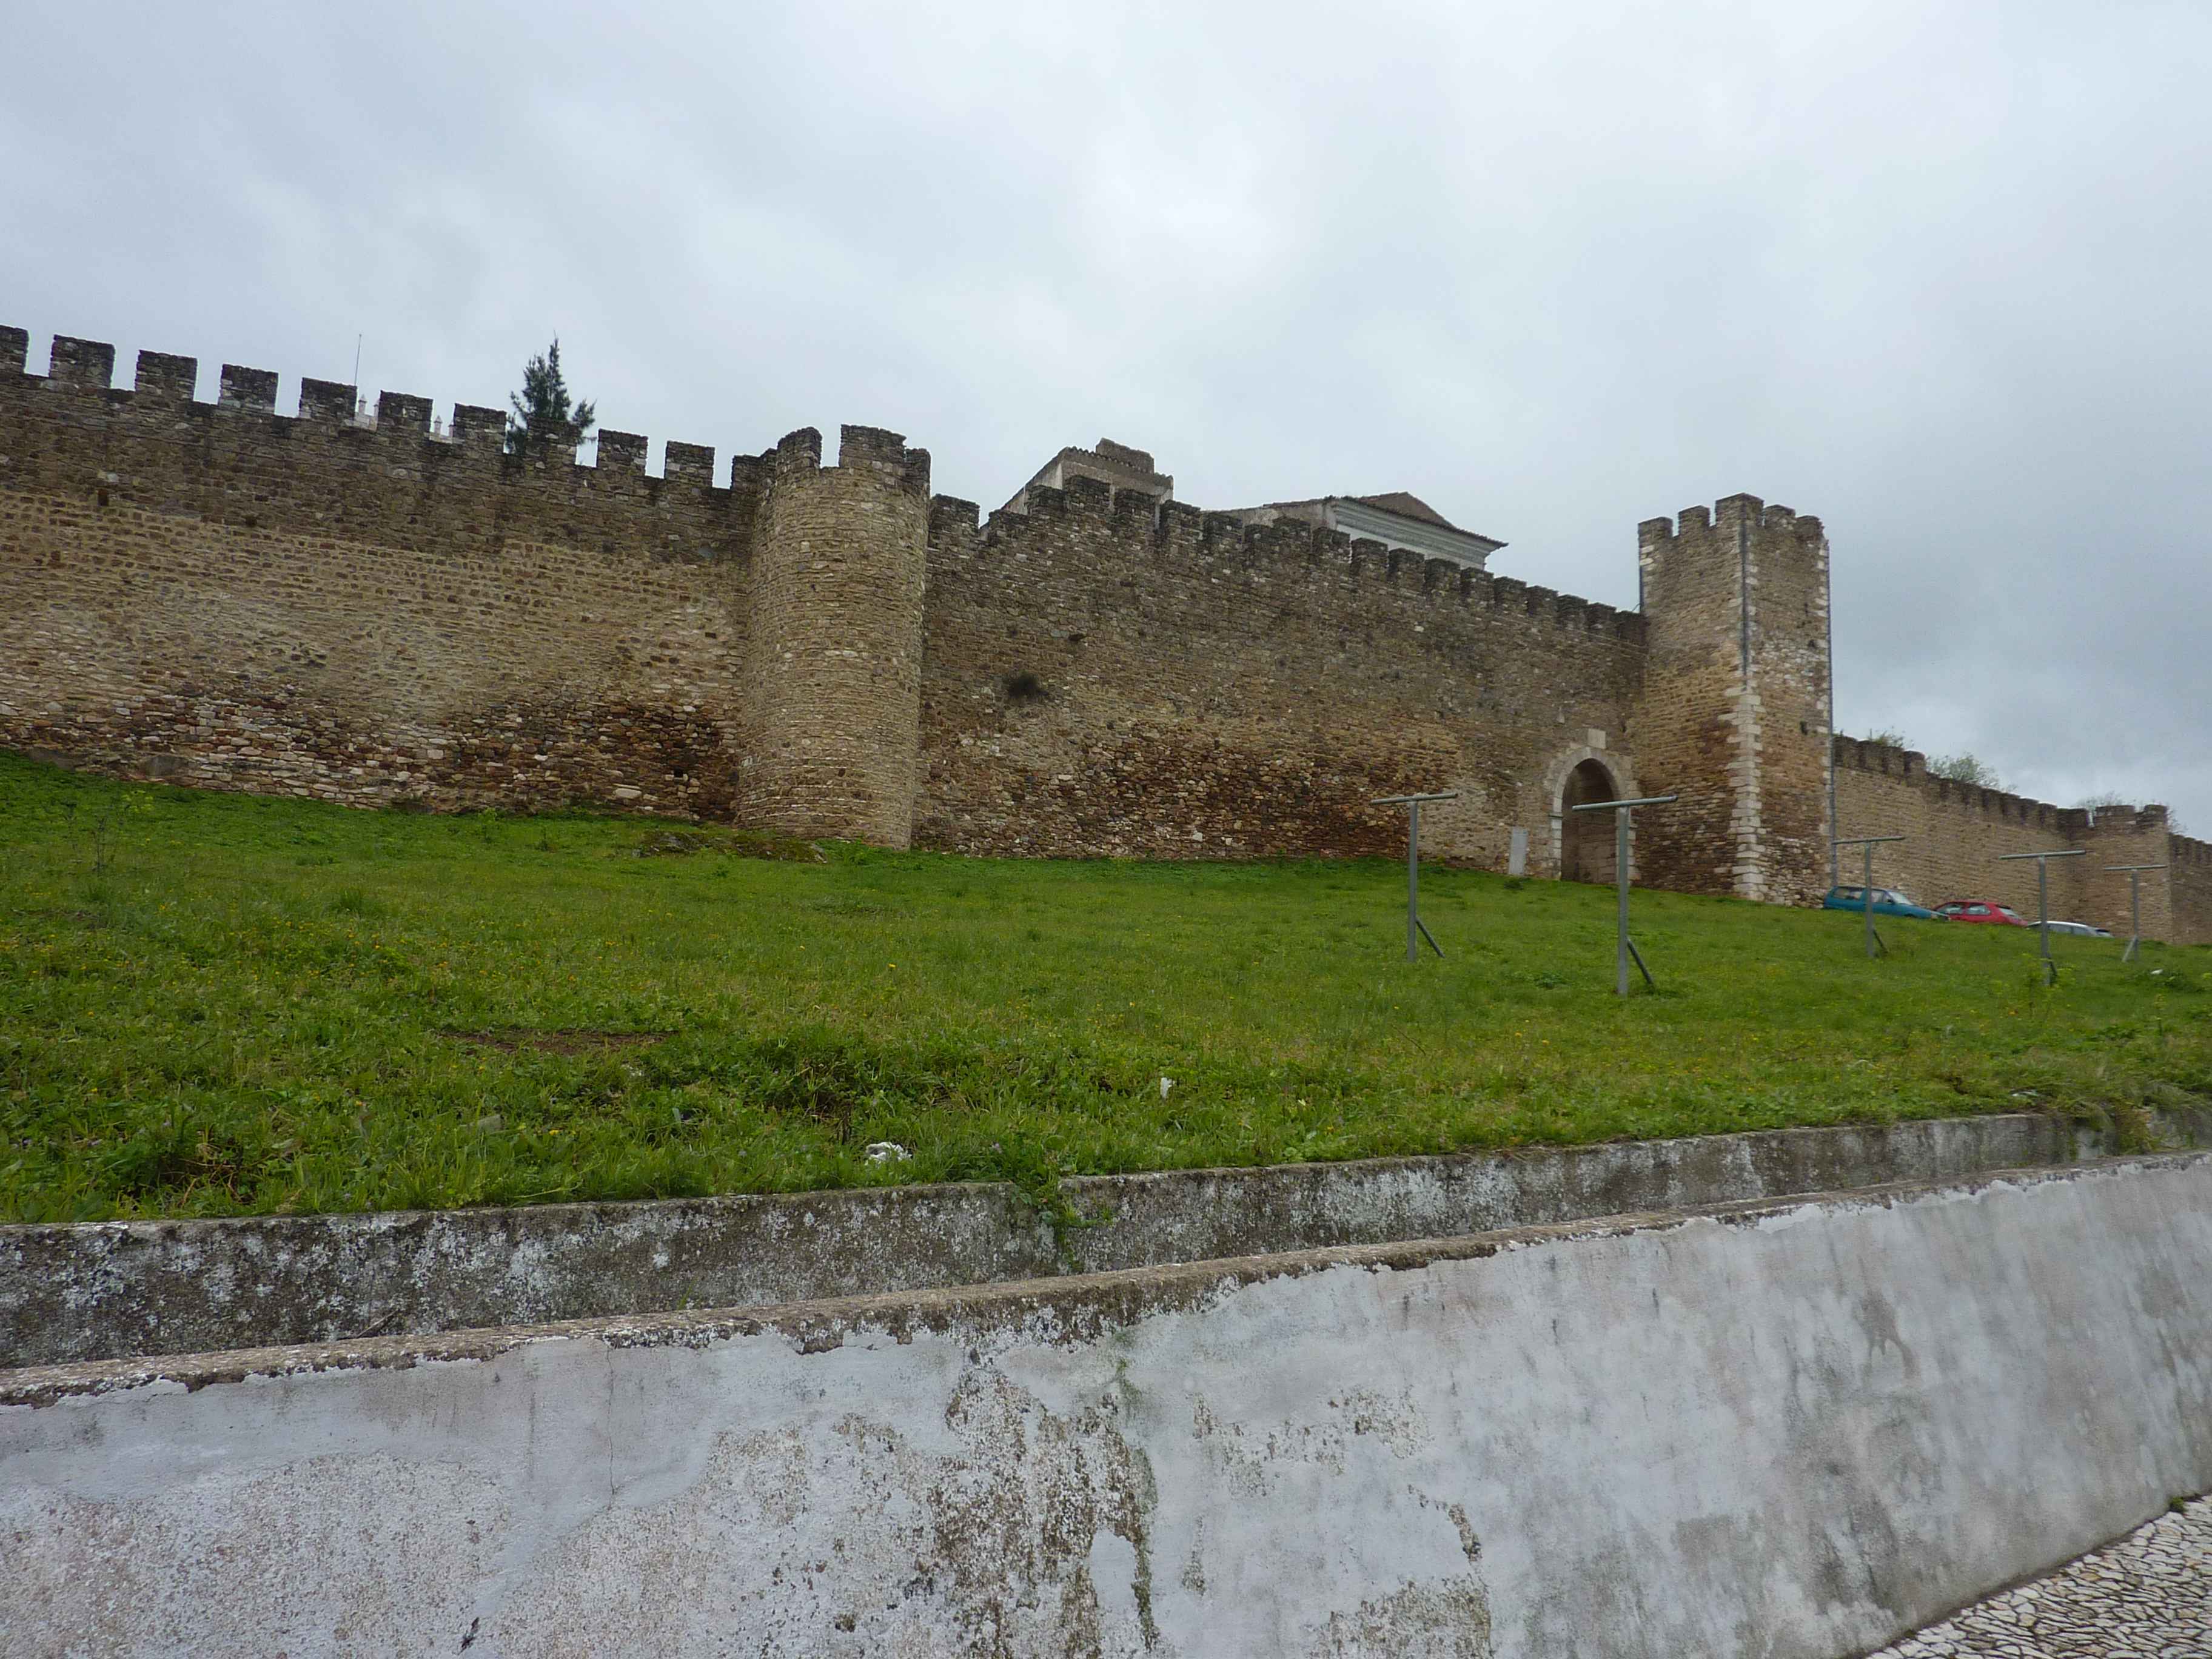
[0, 329, 763, 819]
[1832, 739, 2210, 943]
[2172, 833, 2212, 947]
[2, 324, 2204, 939]
[916, 476, 1646, 863]
[0, 327, 1651, 877]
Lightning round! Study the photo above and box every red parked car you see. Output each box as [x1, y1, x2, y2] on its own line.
[1933, 899, 2031, 926]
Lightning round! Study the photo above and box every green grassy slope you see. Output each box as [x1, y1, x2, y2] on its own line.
[3, 752, 2207, 1222]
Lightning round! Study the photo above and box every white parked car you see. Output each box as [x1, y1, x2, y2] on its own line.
[2043, 920, 2113, 938]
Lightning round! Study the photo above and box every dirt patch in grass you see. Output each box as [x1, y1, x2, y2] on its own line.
[443, 1028, 669, 1056]
[106, 1125, 269, 1203]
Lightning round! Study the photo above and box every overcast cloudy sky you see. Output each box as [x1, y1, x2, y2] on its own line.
[6, 2, 2207, 825]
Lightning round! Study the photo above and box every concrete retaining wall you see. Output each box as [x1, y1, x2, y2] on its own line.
[5, 1155, 2211, 1658]
[11, 1107, 2207, 1369]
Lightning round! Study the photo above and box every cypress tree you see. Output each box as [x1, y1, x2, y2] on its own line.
[506, 339, 597, 456]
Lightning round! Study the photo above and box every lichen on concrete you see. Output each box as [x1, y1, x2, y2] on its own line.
[5, 1156, 2212, 1656]
[12, 1108, 2204, 1372]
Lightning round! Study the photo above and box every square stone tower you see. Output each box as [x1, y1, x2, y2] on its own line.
[1633, 495, 1833, 904]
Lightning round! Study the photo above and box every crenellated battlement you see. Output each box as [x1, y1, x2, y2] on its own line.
[2, 327, 754, 494]
[220, 364, 278, 412]
[297, 377, 355, 423]
[597, 429, 648, 473]
[0, 323, 969, 847]
[1061, 438, 1168, 487]
[768, 423, 931, 498]
[1829, 732, 2202, 936]
[133, 350, 197, 403]
[47, 335, 115, 390]
[1832, 736, 1924, 778]
[2092, 803, 2170, 833]
[1830, 736, 2174, 833]
[1639, 495, 1826, 549]
[955, 477, 1644, 644]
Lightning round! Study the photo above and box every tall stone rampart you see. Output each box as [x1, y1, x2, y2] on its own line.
[0, 328, 764, 817]
[1831, 737, 2207, 943]
[1, 327, 1657, 865]
[4, 321, 2201, 936]
[917, 476, 1647, 863]
[2172, 831, 2212, 947]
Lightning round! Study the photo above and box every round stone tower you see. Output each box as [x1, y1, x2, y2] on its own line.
[745, 424, 931, 847]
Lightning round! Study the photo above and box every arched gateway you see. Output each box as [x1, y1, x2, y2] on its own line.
[1560, 757, 1621, 883]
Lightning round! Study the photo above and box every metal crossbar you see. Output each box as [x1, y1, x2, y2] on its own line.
[1371, 792, 1460, 962]
[1568, 794, 1678, 994]
[1567, 795, 1678, 812]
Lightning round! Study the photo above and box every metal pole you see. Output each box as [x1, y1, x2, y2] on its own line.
[1863, 842, 1876, 960]
[1615, 805, 1631, 997]
[2101, 863, 2167, 964]
[2037, 859, 2050, 979]
[1831, 835, 1903, 960]
[1998, 850, 2085, 987]
[1406, 799, 1420, 965]
[1371, 791, 1459, 964]
[1569, 793, 1676, 996]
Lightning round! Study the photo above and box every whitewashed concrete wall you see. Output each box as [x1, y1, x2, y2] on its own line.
[19, 1108, 2206, 1370]
[4, 1156, 2210, 1658]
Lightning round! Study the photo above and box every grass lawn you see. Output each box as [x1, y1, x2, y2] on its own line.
[3, 752, 2208, 1223]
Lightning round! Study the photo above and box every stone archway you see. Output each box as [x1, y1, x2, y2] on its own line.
[1560, 757, 1621, 883]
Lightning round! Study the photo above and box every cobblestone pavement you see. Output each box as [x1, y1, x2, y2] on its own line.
[1865, 1496, 2211, 1657]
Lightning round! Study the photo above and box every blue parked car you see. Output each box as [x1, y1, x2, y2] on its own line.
[1821, 885, 1943, 921]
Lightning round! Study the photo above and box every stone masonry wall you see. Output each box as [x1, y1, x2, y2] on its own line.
[1631, 497, 1832, 904]
[1831, 737, 2208, 942]
[5, 323, 2195, 928]
[2171, 833, 2212, 948]
[746, 426, 931, 847]
[2076, 810, 2187, 940]
[1740, 504, 1834, 904]
[0, 330, 762, 817]
[916, 477, 1647, 865]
